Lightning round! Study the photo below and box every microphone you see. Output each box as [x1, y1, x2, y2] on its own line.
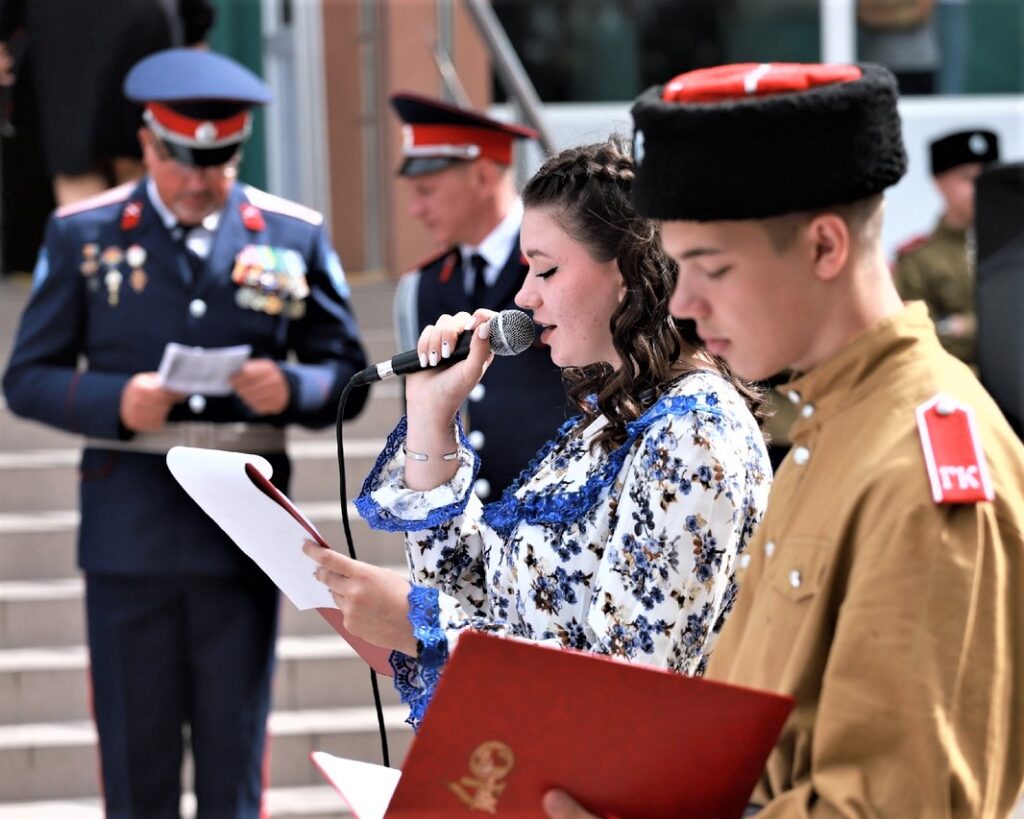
[351, 309, 536, 387]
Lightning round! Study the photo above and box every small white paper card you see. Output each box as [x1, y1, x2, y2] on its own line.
[157, 342, 252, 395]
[166, 446, 334, 610]
[310, 751, 401, 819]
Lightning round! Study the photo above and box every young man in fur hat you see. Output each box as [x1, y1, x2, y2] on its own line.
[542, 63, 1024, 819]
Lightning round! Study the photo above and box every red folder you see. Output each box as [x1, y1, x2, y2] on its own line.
[316, 630, 794, 818]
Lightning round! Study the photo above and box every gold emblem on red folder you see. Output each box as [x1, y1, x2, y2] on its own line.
[448, 740, 516, 813]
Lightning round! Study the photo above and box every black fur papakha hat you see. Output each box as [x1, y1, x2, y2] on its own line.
[630, 63, 907, 221]
[929, 129, 999, 176]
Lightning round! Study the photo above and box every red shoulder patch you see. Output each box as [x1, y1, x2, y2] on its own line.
[896, 234, 930, 257]
[120, 200, 143, 231]
[411, 246, 458, 277]
[240, 203, 266, 232]
[915, 393, 993, 504]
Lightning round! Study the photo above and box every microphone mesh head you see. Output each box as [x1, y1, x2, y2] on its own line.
[489, 310, 536, 356]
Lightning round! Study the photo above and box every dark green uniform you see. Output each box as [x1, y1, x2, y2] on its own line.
[893, 220, 975, 363]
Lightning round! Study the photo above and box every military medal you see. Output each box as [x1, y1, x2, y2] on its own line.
[80, 243, 100, 277]
[126, 245, 146, 268]
[101, 246, 123, 267]
[231, 244, 259, 285]
[231, 244, 309, 318]
[130, 268, 148, 293]
[281, 248, 309, 315]
[126, 244, 148, 293]
[104, 269, 123, 306]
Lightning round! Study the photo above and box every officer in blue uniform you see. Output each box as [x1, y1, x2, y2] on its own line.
[390, 92, 568, 501]
[2, 49, 368, 818]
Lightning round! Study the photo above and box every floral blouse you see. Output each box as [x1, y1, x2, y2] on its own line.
[355, 371, 772, 727]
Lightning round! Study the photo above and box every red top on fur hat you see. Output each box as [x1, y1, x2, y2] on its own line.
[662, 63, 862, 103]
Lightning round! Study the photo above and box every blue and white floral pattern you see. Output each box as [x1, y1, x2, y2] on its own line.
[357, 371, 771, 727]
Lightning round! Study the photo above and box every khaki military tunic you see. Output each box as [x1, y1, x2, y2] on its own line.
[707, 304, 1024, 817]
[893, 221, 975, 363]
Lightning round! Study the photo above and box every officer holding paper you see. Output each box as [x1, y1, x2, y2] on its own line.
[2, 48, 367, 817]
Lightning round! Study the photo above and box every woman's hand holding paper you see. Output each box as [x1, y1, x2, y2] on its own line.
[303, 541, 418, 655]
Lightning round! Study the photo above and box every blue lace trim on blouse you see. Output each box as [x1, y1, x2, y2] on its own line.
[354, 414, 479, 532]
[389, 585, 449, 729]
[481, 392, 723, 538]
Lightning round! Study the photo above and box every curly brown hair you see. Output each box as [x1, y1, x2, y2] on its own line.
[521, 137, 729, 450]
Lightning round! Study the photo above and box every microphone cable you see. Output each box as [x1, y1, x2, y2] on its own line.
[333, 377, 391, 767]
[329, 312, 535, 767]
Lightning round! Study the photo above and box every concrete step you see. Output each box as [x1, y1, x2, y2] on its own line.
[0, 634, 402, 724]
[0, 503, 408, 585]
[0, 435, 396, 515]
[0, 785, 355, 819]
[0, 705, 411, 801]
[0, 563, 410, 649]
[347, 279, 401, 334]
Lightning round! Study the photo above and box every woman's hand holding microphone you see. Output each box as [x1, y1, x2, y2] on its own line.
[403, 309, 498, 491]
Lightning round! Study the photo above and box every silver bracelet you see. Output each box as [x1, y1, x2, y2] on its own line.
[403, 444, 459, 462]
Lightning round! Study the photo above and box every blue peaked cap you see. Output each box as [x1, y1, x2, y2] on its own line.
[124, 48, 271, 106]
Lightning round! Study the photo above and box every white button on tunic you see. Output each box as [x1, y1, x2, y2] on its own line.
[473, 478, 491, 499]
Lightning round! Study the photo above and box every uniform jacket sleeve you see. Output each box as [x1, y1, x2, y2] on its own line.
[3, 214, 130, 438]
[277, 225, 368, 427]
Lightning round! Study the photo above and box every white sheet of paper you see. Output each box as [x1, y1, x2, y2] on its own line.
[310, 752, 401, 819]
[166, 446, 335, 610]
[156, 342, 252, 395]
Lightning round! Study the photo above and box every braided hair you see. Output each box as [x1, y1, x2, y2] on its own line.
[521, 137, 723, 450]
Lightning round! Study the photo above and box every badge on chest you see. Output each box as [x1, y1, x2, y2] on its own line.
[231, 244, 309, 318]
[80, 242, 150, 305]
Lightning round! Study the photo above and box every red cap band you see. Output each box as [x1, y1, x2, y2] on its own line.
[662, 63, 863, 103]
[146, 103, 250, 147]
[402, 123, 515, 165]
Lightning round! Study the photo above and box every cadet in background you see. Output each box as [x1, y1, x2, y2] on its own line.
[893, 128, 1000, 365]
[390, 92, 569, 502]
